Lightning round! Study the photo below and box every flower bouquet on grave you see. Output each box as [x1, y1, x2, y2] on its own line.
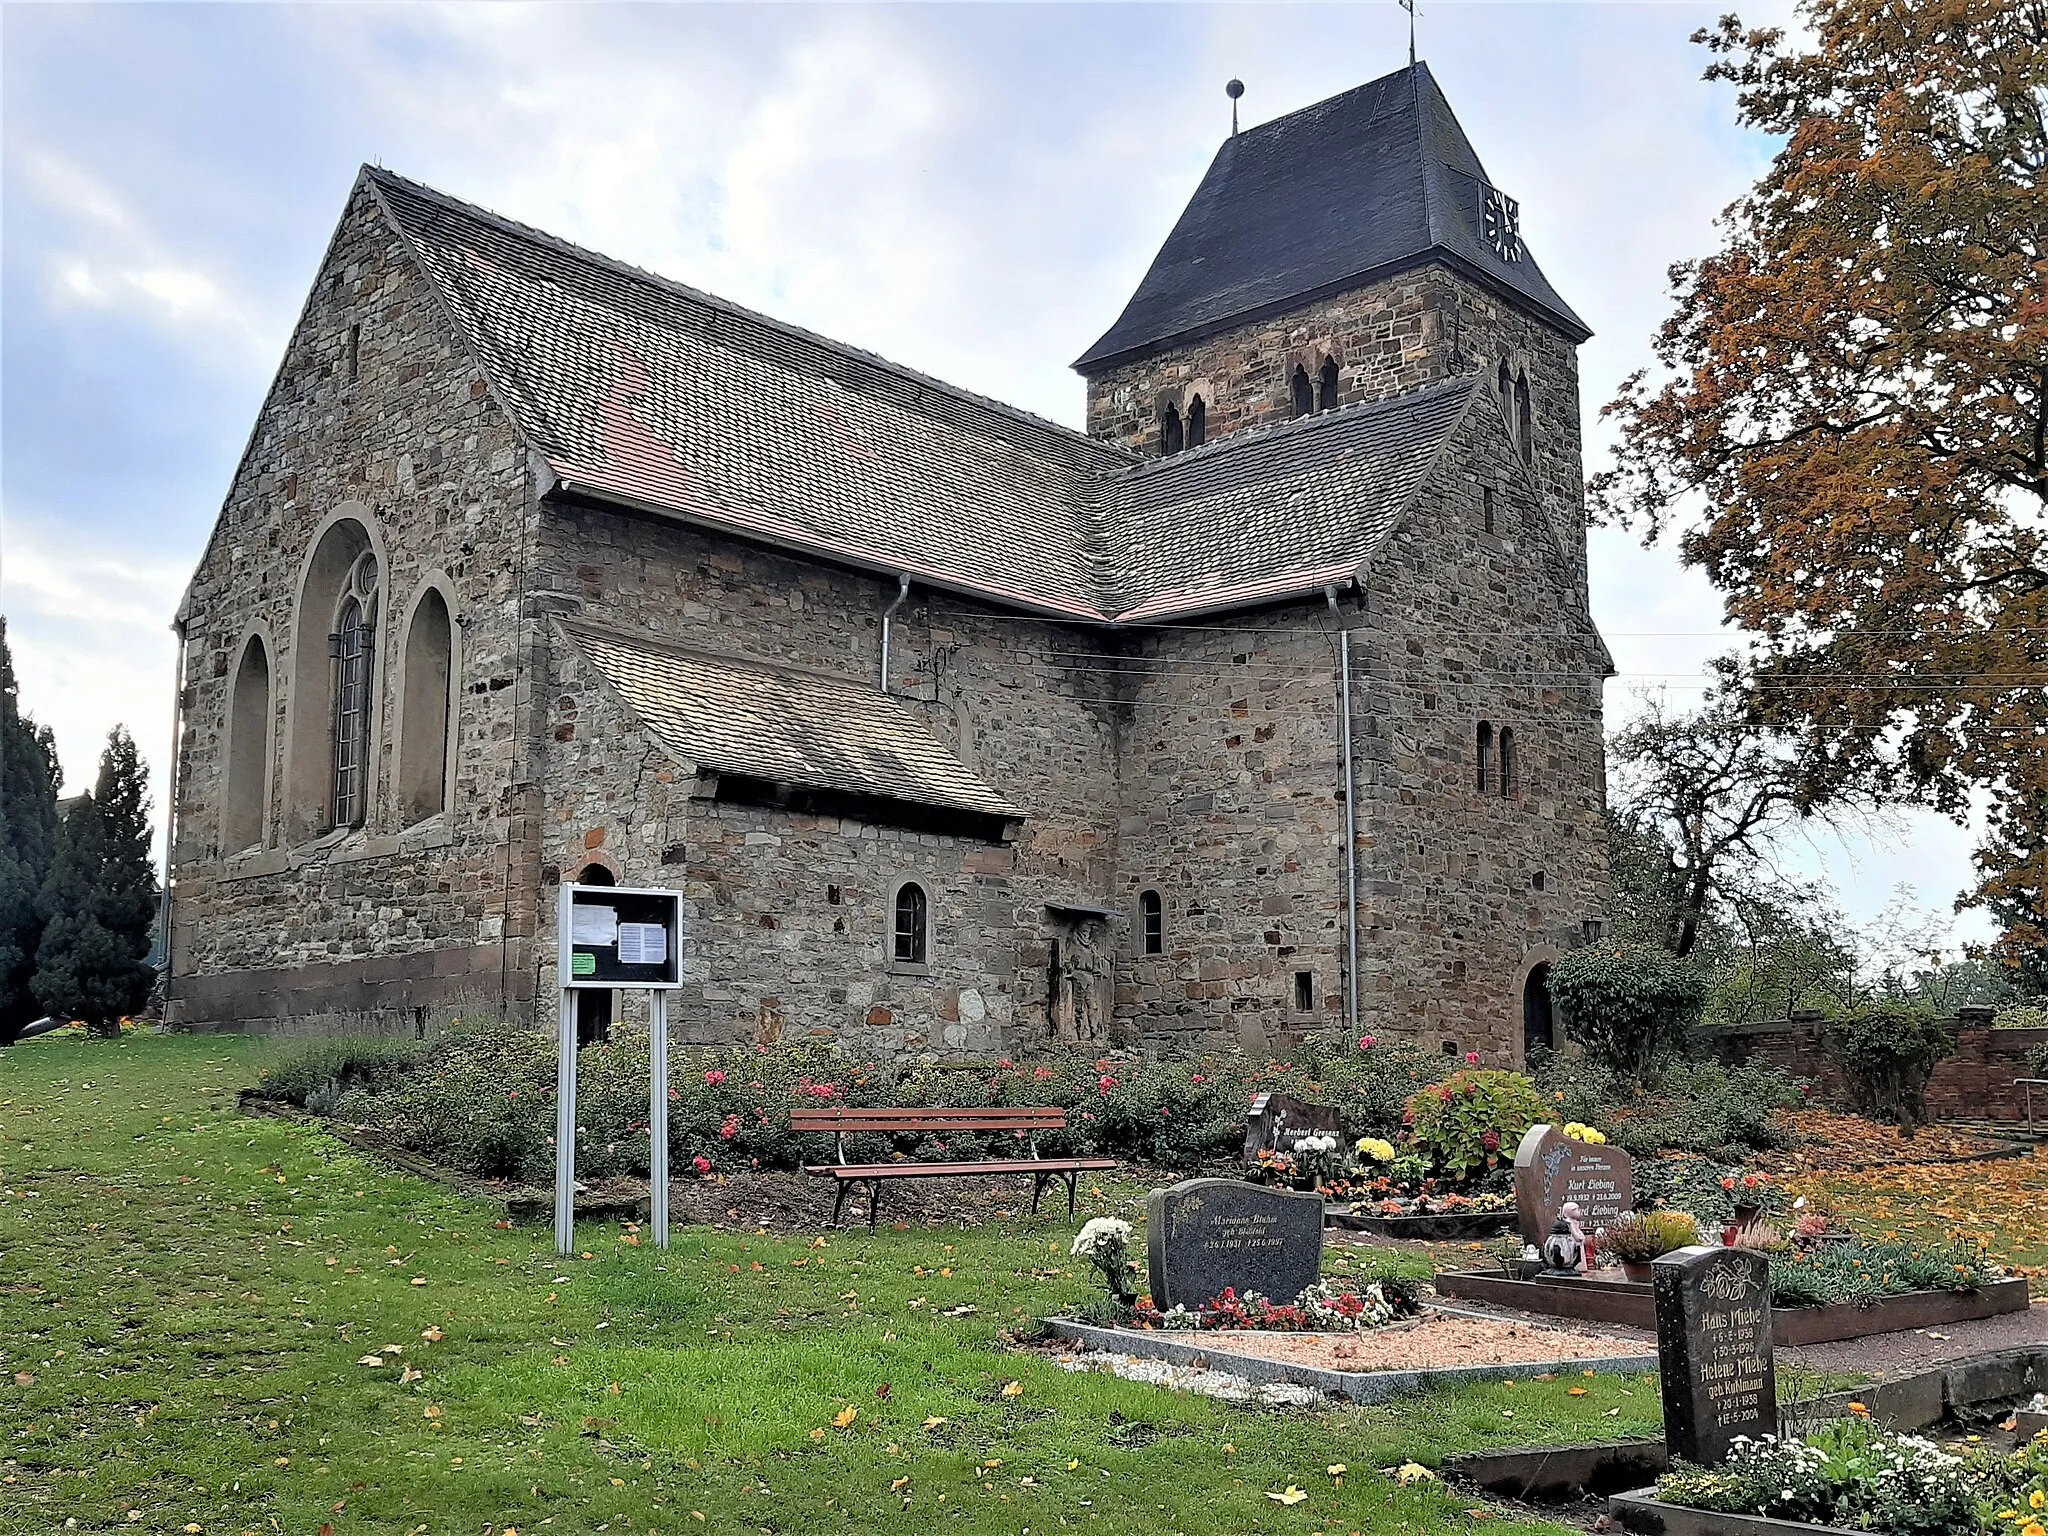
[1293, 1133, 1346, 1191]
[1070, 1216, 1138, 1308]
[1249, 1146, 1300, 1186]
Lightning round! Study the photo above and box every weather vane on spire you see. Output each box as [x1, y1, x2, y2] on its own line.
[1398, 0, 1417, 67]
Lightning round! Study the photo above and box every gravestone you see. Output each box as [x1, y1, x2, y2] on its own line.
[1514, 1123, 1635, 1246]
[1146, 1177, 1324, 1311]
[1242, 1092, 1344, 1164]
[1652, 1245, 1776, 1467]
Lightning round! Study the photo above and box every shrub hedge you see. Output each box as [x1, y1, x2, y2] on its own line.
[1548, 942, 1708, 1078]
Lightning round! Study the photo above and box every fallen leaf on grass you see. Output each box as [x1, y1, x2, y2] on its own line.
[12, 1372, 33, 1386]
[1267, 1485, 1308, 1505]
[922, 1416, 947, 1430]
[355, 1355, 386, 1367]
[1568, 1386, 1589, 1396]
[420, 1327, 443, 1342]
[1396, 1463, 1436, 1484]
[832, 1405, 858, 1428]
[1001, 1380, 1023, 1397]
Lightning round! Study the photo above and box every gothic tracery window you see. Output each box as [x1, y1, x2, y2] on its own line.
[329, 553, 378, 829]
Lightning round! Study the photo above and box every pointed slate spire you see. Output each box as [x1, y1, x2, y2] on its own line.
[1074, 62, 1588, 373]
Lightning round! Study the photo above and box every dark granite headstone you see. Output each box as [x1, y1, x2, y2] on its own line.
[1146, 1177, 1324, 1311]
[1514, 1123, 1636, 1246]
[1652, 1245, 1776, 1467]
[1242, 1092, 1344, 1164]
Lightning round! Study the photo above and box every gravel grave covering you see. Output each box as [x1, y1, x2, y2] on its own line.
[1163, 1311, 1648, 1371]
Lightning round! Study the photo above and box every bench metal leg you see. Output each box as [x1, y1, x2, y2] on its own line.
[866, 1180, 882, 1231]
[830, 1180, 851, 1230]
[1065, 1171, 1080, 1221]
[1030, 1171, 1051, 1217]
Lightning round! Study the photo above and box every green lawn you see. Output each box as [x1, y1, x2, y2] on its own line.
[1, 1034, 1662, 1535]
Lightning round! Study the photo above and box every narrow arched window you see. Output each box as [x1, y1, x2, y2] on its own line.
[1498, 360, 1515, 448]
[1515, 373, 1533, 465]
[1186, 395, 1206, 448]
[1482, 486, 1496, 534]
[893, 882, 928, 965]
[1476, 721, 1495, 793]
[1160, 402, 1183, 457]
[1291, 365, 1313, 418]
[398, 587, 454, 826]
[1499, 727, 1518, 796]
[1318, 356, 1339, 412]
[327, 549, 379, 832]
[222, 637, 270, 852]
[1140, 890, 1163, 956]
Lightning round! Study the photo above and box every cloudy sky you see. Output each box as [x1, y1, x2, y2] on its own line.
[0, 0, 1990, 946]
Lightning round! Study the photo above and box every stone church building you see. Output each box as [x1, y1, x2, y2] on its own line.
[165, 61, 1613, 1061]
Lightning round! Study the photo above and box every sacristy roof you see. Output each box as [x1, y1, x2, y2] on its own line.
[1074, 62, 1589, 372]
[565, 623, 1022, 821]
[365, 166, 1487, 624]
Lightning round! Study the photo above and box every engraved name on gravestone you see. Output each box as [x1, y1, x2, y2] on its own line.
[1652, 1245, 1777, 1468]
[1242, 1092, 1345, 1165]
[1513, 1123, 1636, 1246]
[1146, 1178, 1324, 1311]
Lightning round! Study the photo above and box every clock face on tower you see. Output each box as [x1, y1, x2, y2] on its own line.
[1482, 186, 1521, 263]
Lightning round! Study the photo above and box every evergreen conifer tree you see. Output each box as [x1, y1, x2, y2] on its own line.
[0, 619, 61, 1043]
[34, 727, 158, 1036]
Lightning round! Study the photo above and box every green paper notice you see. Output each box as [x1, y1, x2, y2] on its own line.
[571, 951, 596, 978]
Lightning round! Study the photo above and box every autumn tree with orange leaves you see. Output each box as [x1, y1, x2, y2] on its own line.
[1597, 0, 2048, 979]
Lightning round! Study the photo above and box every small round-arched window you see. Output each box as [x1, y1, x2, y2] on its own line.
[892, 882, 928, 965]
[1139, 890, 1163, 956]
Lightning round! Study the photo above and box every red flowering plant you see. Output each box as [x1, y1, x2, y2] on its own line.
[1400, 1069, 1546, 1184]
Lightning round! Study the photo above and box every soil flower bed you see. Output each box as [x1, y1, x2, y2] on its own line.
[1152, 1313, 1649, 1373]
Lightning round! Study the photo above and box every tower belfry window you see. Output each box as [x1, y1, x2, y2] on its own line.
[1476, 721, 1495, 794]
[1514, 374, 1533, 465]
[1186, 395, 1205, 448]
[1290, 365, 1313, 418]
[1318, 357, 1339, 412]
[1160, 401, 1183, 456]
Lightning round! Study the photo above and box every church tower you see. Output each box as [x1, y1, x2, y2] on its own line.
[1075, 62, 1593, 579]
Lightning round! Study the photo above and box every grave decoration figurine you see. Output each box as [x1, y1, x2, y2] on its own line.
[1540, 1202, 1587, 1275]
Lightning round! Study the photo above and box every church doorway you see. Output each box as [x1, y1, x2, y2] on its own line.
[1522, 962, 1554, 1058]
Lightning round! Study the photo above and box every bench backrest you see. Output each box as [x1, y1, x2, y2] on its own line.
[790, 1105, 1069, 1135]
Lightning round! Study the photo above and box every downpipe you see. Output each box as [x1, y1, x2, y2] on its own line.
[879, 573, 911, 693]
[1326, 585, 1360, 1037]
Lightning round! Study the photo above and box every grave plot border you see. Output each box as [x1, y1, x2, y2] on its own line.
[1432, 1271, 2030, 1344]
[1609, 1490, 1853, 1536]
[1043, 1316, 1658, 1404]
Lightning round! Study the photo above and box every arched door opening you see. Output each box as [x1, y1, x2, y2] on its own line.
[1522, 962, 1555, 1058]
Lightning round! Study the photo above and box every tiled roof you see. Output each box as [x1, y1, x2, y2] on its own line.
[565, 623, 1021, 820]
[1074, 62, 1589, 371]
[366, 168, 1481, 625]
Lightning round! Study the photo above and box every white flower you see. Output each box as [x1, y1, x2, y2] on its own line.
[1070, 1217, 1132, 1259]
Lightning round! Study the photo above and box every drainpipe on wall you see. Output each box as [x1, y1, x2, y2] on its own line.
[1326, 585, 1359, 1037]
[160, 619, 188, 997]
[879, 572, 911, 693]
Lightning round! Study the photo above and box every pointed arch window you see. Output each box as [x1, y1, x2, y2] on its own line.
[1186, 395, 1205, 448]
[1499, 726, 1518, 796]
[1318, 356, 1339, 412]
[1290, 365, 1313, 418]
[1139, 890, 1164, 956]
[1476, 721, 1495, 794]
[330, 591, 374, 828]
[1160, 401, 1183, 457]
[1498, 359, 1515, 447]
[893, 882, 928, 965]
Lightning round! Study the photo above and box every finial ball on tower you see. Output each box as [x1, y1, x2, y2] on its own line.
[1225, 79, 1245, 100]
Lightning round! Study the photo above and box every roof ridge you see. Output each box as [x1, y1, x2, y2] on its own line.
[1116, 373, 1478, 481]
[363, 165, 1138, 472]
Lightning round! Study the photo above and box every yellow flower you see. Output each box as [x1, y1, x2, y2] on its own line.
[2032, 1492, 2046, 1511]
[2018, 1520, 2044, 1536]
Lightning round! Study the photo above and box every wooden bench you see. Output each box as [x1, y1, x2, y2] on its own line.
[792, 1106, 1117, 1229]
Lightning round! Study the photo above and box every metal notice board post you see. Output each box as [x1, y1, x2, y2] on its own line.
[556, 883, 684, 1256]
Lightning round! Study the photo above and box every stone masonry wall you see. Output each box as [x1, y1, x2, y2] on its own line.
[1082, 266, 1588, 591]
[1110, 611, 1352, 1051]
[167, 179, 545, 1032]
[527, 497, 1131, 1053]
[1350, 388, 1610, 1063]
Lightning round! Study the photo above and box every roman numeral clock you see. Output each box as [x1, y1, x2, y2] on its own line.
[1482, 185, 1522, 263]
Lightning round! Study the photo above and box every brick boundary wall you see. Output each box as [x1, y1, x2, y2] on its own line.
[1707, 1007, 2048, 1125]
